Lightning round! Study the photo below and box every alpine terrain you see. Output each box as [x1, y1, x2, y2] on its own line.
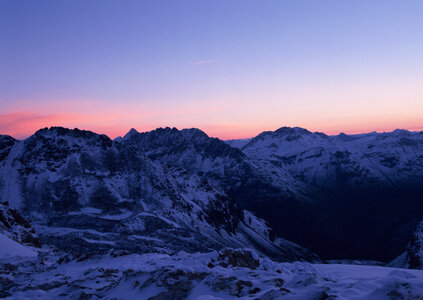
[0, 126, 423, 299]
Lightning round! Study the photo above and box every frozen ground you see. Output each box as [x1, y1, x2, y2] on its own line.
[1, 248, 423, 299]
[0, 233, 37, 259]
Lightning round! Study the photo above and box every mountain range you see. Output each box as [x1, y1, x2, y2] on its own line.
[1, 125, 423, 298]
[228, 127, 423, 262]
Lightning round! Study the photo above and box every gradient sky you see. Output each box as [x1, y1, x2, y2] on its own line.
[1, 0, 423, 139]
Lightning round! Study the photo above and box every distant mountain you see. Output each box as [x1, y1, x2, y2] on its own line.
[228, 126, 423, 261]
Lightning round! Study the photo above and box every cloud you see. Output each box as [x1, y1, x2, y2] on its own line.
[191, 60, 216, 65]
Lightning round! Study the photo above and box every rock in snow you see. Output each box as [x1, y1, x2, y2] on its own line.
[2, 249, 423, 299]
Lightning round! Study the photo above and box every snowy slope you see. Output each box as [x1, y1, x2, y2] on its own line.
[0, 233, 37, 258]
[2, 248, 423, 299]
[225, 138, 252, 149]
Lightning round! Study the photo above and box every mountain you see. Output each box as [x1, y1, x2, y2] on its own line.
[228, 126, 423, 261]
[1, 125, 422, 263]
[1, 125, 423, 298]
[0, 126, 316, 262]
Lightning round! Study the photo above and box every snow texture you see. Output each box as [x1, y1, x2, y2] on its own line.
[0, 233, 37, 258]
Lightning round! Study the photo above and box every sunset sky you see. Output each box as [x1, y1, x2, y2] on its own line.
[1, 0, 423, 139]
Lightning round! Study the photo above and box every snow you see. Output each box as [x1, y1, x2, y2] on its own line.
[100, 211, 132, 220]
[0, 141, 24, 209]
[83, 238, 115, 245]
[36, 226, 119, 237]
[313, 263, 423, 299]
[137, 212, 181, 228]
[0, 233, 37, 258]
[128, 235, 162, 242]
[68, 207, 102, 215]
[5, 250, 423, 299]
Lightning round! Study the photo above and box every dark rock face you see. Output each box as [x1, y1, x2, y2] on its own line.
[392, 222, 423, 269]
[216, 248, 260, 270]
[0, 202, 41, 248]
[408, 223, 423, 269]
[0, 135, 16, 162]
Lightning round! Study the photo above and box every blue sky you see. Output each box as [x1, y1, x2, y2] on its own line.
[1, 0, 422, 138]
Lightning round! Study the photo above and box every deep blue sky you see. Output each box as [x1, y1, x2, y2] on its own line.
[1, 1, 422, 138]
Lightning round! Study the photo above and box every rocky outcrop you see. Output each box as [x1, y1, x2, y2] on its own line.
[0, 202, 41, 248]
[389, 221, 423, 270]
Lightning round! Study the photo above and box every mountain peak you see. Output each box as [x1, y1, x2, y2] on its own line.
[335, 132, 359, 142]
[275, 126, 311, 135]
[181, 128, 209, 140]
[123, 128, 140, 139]
[391, 129, 410, 136]
[34, 126, 104, 139]
[30, 127, 112, 149]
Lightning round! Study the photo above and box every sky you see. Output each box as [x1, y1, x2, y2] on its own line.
[1, 0, 423, 139]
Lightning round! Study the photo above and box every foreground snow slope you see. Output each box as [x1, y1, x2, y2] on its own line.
[0, 233, 37, 259]
[1, 249, 423, 299]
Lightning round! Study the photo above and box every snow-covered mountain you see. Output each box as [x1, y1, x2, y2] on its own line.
[1, 125, 422, 263]
[237, 127, 423, 188]
[0, 127, 316, 262]
[1, 125, 423, 298]
[228, 126, 423, 262]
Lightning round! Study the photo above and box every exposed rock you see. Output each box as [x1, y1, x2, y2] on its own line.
[217, 248, 260, 270]
[0, 203, 41, 248]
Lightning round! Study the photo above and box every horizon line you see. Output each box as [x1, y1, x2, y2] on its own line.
[2, 125, 423, 142]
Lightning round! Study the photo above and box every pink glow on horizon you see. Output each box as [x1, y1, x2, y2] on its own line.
[2, 93, 423, 140]
[1, 110, 422, 141]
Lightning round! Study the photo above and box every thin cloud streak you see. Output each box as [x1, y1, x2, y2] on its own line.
[191, 60, 216, 65]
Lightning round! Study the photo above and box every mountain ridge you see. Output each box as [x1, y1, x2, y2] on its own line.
[1, 125, 422, 262]
[0, 125, 318, 263]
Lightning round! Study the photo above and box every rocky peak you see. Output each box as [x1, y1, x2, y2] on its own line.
[123, 127, 140, 140]
[31, 127, 112, 147]
[123, 126, 245, 163]
[390, 129, 411, 136]
[275, 126, 311, 136]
